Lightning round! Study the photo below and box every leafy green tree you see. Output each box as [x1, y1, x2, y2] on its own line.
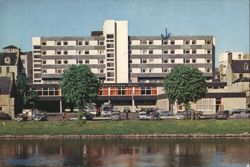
[16, 73, 38, 111]
[164, 65, 207, 110]
[60, 65, 100, 120]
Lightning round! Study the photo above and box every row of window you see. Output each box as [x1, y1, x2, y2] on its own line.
[137, 58, 211, 64]
[34, 88, 61, 96]
[41, 50, 105, 55]
[42, 59, 105, 65]
[131, 39, 212, 45]
[41, 40, 104, 46]
[131, 68, 211, 73]
[131, 49, 211, 55]
[42, 68, 105, 74]
[99, 87, 157, 96]
[0, 67, 10, 74]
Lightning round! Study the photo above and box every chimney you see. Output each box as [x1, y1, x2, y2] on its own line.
[227, 52, 232, 65]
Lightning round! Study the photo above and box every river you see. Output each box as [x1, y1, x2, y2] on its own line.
[0, 138, 249, 167]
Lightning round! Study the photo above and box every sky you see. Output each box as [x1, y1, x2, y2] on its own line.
[0, 0, 249, 66]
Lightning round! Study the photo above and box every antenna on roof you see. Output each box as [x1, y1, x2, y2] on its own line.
[161, 28, 171, 40]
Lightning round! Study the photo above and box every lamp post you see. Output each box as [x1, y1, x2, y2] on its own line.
[132, 90, 135, 113]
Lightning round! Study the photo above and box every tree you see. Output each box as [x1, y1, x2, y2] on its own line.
[16, 73, 38, 111]
[59, 65, 100, 120]
[164, 65, 207, 110]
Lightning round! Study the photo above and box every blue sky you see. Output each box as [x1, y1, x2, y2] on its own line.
[0, 0, 249, 66]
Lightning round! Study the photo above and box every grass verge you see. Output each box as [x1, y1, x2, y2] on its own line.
[0, 120, 249, 135]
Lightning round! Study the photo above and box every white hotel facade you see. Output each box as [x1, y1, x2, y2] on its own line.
[30, 20, 230, 113]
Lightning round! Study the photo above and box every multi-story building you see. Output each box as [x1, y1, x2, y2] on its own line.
[29, 20, 218, 112]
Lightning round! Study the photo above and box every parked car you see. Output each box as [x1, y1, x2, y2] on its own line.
[138, 112, 151, 120]
[32, 109, 47, 121]
[216, 110, 229, 119]
[0, 112, 11, 120]
[175, 112, 185, 120]
[123, 107, 131, 113]
[229, 109, 250, 119]
[157, 110, 174, 119]
[15, 113, 28, 122]
[101, 102, 113, 117]
[193, 111, 205, 120]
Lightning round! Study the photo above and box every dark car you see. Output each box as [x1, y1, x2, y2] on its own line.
[216, 110, 229, 119]
[32, 109, 47, 121]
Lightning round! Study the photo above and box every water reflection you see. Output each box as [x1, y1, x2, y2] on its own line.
[0, 138, 249, 167]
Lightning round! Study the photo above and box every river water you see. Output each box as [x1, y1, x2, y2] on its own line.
[0, 138, 249, 167]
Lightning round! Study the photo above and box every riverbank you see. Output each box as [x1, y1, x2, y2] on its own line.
[0, 120, 249, 138]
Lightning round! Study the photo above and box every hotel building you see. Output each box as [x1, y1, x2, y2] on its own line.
[30, 20, 235, 113]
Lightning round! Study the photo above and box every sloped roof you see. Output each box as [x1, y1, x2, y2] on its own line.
[231, 60, 250, 73]
[3, 45, 18, 49]
[0, 77, 12, 95]
[233, 77, 250, 83]
[0, 52, 17, 65]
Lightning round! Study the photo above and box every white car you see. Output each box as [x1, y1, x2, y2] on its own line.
[138, 112, 151, 120]
[175, 112, 185, 120]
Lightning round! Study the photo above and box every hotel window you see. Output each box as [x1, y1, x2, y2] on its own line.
[142, 49, 147, 54]
[206, 68, 210, 72]
[141, 40, 147, 45]
[118, 87, 126, 95]
[99, 59, 104, 64]
[107, 40, 114, 42]
[149, 40, 153, 45]
[107, 72, 114, 77]
[142, 59, 147, 64]
[207, 59, 211, 63]
[163, 59, 168, 63]
[129, 60, 132, 64]
[63, 51, 68, 55]
[107, 49, 114, 52]
[107, 63, 114, 67]
[64, 60, 68, 64]
[78, 60, 83, 64]
[107, 34, 114, 39]
[85, 60, 89, 64]
[42, 41, 46, 45]
[163, 40, 168, 45]
[141, 87, 151, 95]
[185, 59, 190, 63]
[192, 59, 196, 63]
[163, 68, 168, 73]
[192, 50, 196, 54]
[107, 53, 114, 58]
[170, 40, 175, 45]
[107, 59, 114, 62]
[42, 51, 46, 55]
[206, 40, 211, 44]
[6, 67, 10, 73]
[42, 60, 46, 64]
[99, 41, 104, 45]
[63, 41, 68, 45]
[238, 54, 242, 59]
[57, 41, 61, 45]
[171, 59, 175, 63]
[85, 50, 89, 55]
[107, 44, 114, 48]
[149, 50, 153, 54]
[85, 41, 89, 45]
[244, 63, 249, 70]
[57, 60, 62, 64]
[57, 69, 62, 73]
[100, 69, 104, 73]
[57, 51, 61, 55]
[163, 50, 168, 54]
[78, 50, 82, 55]
[77, 41, 82, 45]
[170, 50, 175, 54]
[149, 68, 152, 73]
[42, 69, 47, 73]
[185, 49, 190, 54]
[207, 50, 211, 54]
[142, 68, 146, 73]
[192, 40, 196, 45]
[185, 40, 190, 45]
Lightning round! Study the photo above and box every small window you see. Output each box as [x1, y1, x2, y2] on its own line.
[185, 59, 190, 63]
[63, 41, 68, 45]
[192, 40, 196, 45]
[192, 50, 196, 54]
[244, 63, 248, 70]
[78, 60, 83, 64]
[142, 59, 147, 64]
[42, 42, 46, 45]
[163, 50, 168, 54]
[57, 41, 61, 45]
[107, 53, 114, 58]
[163, 59, 168, 63]
[239, 73, 243, 78]
[85, 41, 89, 45]
[85, 60, 89, 64]
[185, 49, 190, 54]
[77, 41, 82, 45]
[149, 50, 153, 54]
[107, 34, 114, 39]
[149, 40, 153, 45]
[141, 40, 147, 45]
[57, 69, 62, 73]
[192, 59, 196, 63]
[42, 51, 46, 55]
[6, 67, 10, 73]
[107, 72, 114, 77]
[207, 59, 211, 63]
[206, 40, 211, 44]
[185, 40, 190, 45]
[170, 40, 175, 45]
[163, 40, 168, 45]
[238, 54, 242, 59]
[107, 44, 114, 48]
[63, 51, 68, 55]
[57, 51, 61, 55]
[85, 51, 89, 55]
[100, 69, 104, 73]
[171, 50, 175, 54]
[142, 68, 146, 73]
[42, 60, 46, 64]
[171, 59, 175, 63]
[99, 60, 104, 64]
[129, 60, 132, 63]
[107, 63, 114, 67]
[207, 50, 211, 54]
[42, 69, 47, 73]
[64, 60, 68, 64]
[0, 67, 2, 74]
[206, 68, 210, 72]
[99, 41, 104, 45]
[163, 68, 168, 73]
[57, 60, 62, 64]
